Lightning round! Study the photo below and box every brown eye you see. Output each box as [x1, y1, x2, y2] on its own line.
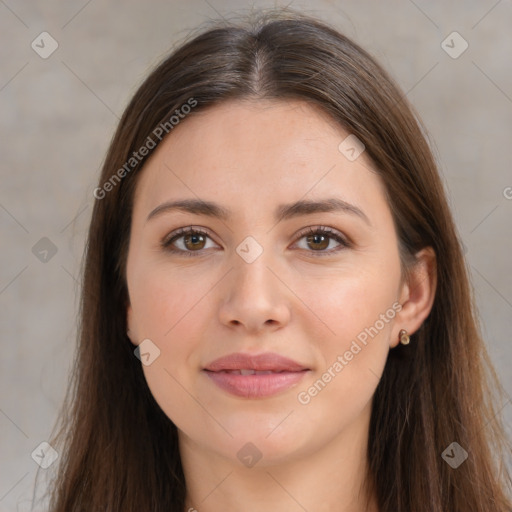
[305, 233, 330, 251]
[162, 228, 217, 256]
[294, 226, 350, 256]
[182, 232, 207, 251]
[162, 225, 350, 258]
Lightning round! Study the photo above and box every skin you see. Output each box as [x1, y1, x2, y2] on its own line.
[126, 99, 437, 512]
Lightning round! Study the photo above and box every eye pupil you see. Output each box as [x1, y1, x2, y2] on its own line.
[184, 233, 206, 250]
[307, 234, 329, 250]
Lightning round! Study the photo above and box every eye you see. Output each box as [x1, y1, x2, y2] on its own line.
[161, 225, 351, 257]
[293, 226, 350, 256]
[161, 227, 218, 257]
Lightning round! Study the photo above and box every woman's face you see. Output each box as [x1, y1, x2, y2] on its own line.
[126, 99, 410, 466]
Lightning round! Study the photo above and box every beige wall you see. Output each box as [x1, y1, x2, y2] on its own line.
[1, 1, 511, 509]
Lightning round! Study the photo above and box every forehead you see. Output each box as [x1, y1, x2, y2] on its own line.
[132, 99, 387, 224]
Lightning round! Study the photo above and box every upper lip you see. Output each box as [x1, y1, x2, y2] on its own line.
[204, 352, 309, 372]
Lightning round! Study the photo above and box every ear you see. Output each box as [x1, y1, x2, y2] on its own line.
[391, 246, 437, 348]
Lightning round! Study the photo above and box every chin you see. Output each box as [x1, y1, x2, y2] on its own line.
[217, 418, 313, 460]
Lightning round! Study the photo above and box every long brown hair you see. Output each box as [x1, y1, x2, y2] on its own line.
[42, 8, 512, 511]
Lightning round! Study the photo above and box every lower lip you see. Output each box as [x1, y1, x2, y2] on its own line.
[204, 370, 309, 398]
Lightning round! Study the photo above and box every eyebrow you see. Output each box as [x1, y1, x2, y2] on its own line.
[146, 197, 371, 226]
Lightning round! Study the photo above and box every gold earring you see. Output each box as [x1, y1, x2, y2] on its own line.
[399, 329, 410, 345]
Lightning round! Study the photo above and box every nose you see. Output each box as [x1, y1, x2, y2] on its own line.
[218, 254, 291, 334]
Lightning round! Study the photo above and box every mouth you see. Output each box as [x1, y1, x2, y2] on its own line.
[202, 353, 310, 398]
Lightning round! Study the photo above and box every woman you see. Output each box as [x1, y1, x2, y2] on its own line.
[44, 8, 512, 511]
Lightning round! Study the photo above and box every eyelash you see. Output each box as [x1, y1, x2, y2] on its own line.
[161, 226, 351, 258]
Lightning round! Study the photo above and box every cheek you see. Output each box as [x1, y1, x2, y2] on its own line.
[131, 265, 209, 340]
[295, 263, 399, 347]
[130, 269, 212, 429]
[291, 259, 400, 402]
[286, 273, 395, 443]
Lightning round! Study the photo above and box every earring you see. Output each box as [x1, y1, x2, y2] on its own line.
[399, 329, 410, 345]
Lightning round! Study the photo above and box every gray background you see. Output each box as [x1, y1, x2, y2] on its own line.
[1, 0, 511, 510]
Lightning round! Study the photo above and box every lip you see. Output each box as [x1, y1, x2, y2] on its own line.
[204, 352, 309, 372]
[203, 352, 310, 398]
